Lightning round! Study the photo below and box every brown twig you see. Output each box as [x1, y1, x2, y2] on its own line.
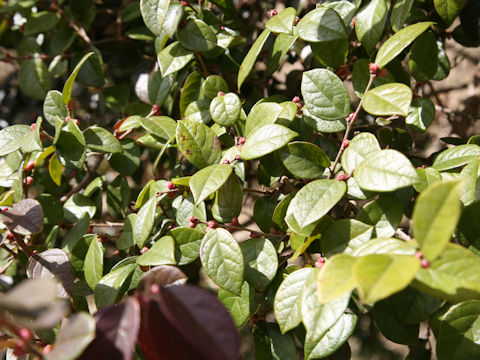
[328, 74, 376, 179]
[11, 233, 32, 257]
[60, 155, 103, 204]
[195, 53, 209, 76]
[0, 313, 45, 359]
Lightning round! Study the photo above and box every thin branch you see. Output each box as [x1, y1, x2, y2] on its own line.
[328, 74, 376, 179]
[60, 155, 103, 204]
[195, 53, 209, 76]
[395, 228, 412, 241]
[11, 233, 32, 257]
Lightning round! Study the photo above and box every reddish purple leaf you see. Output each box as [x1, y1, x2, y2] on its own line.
[79, 297, 140, 360]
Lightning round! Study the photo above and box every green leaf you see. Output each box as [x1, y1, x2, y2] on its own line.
[301, 68, 350, 120]
[180, 71, 202, 116]
[409, 32, 439, 81]
[241, 124, 298, 160]
[83, 126, 123, 153]
[133, 195, 157, 248]
[43, 90, 68, 126]
[357, 196, 403, 238]
[354, 149, 419, 192]
[109, 138, 141, 176]
[140, 0, 170, 36]
[200, 228, 244, 294]
[212, 173, 243, 223]
[353, 254, 420, 303]
[240, 237, 278, 291]
[62, 52, 94, 105]
[202, 75, 229, 100]
[177, 19, 217, 52]
[413, 244, 480, 302]
[106, 176, 130, 219]
[391, 0, 414, 32]
[19, 56, 51, 100]
[157, 42, 194, 77]
[169, 226, 204, 265]
[304, 313, 357, 360]
[435, 300, 480, 359]
[286, 179, 346, 229]
[245, 102, 284, 137]
[460, 158, 479, 205]
[266, 33, 298, 75]
[266, 7, 296, 34]
[190, 164, 233, 205]
[176, 120, 222, 169]
[341, 132, 381, 174]
[117, 214, 136, 250]
[84, 237, 104, 290]
[373, 300, 419, 345]
[137, 236, 176, 266]
[389, 287, 444, 325]
[432, 144, 480, 171]
[0, 125, 30, 157]
[412, 179, 464, 261]
[351, 238, 417, 257]
[302, 270, 350, 342]
[148, 71, 171, 106]
[141, 116, 177, 141]
[434, 0, 466, 26]
[44, 313, 95, 360]
[375, 22, 435, 68]
[55, 119, 86, 170]
[321, 219, 374, 257]
[363, 83, 413, 116]
[279, 141, 330, 179]
[413, 167, 443, 193]
[355, 0, 390, 54]
[162, 2, 184, 38]
[274, 267, 315, 333]
[311, 38, 349, 69]
[218, 281, 253, 327]
[297, 7, 348, 42]
[238, 29, 271, 89]
[61, 213, 90, 252]
[94, 261, 137, 309]
[317, 254, 356, 303]
[24, 11, 60, 35]
[210, 93, 241, 126]
[253, 321, 297, 360]
[406, 97, 435, 132]
[63, 194, 96, 223]
[184, 99, 212, 124]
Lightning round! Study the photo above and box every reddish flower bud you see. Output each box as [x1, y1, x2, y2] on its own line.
[234, 154, 242, 161]
[189, 215, 197, 223]
[2, 208, 8, 212]
[294, 16, 300, 25]
[220, 25, 225, 31]
[237, 137, 246, 145]
[377, 69, 388, 78]
[292, 96, 301, 103]
[207, 220, 217, 229]
[88, 226, 93, 234]
[268, 9, 278, 18]
[342, 139, 350, 148]
[181, 0, 188, 5]
[336, 173, 349, 181]
[98, 237, 104, 243]
[6, 232, 14, 240]
[351, 16, 356, 27]
[189, 221, 197, 228]
[25, 161, 35, 171]
[347, 112, 357, 122]
[414, 251, 423, 259]
[73, 119, 80, 126]
[43, 344, 53, 354]
[221, 159, 231, 164]
[228, 217, 240, 227]
[167, 181, 175, 190]
[30, 123, 36, 131]
[17, 328, 32, 342]
[250, 232, 261, 238]
[32, 250, 38, 255]
[112, 250, 120, 256]
[65, 116, 71, 123]
[23, 176, 33, 186]
[421, 258, 431, 269]
[13, 341, 27, 357]
[152, 104, 162, 115]
[217, 91, 225, 97]
[150, 283, 160, 294]
[369, 63, 380, 75]
[315, 257, 326, 269]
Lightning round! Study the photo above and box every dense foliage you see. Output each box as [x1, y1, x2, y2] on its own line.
[1, 0, 480, 359]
